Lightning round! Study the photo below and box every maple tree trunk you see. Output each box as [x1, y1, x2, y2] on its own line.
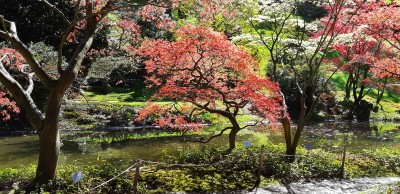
[35, 89, 63, 184]
[228, 127, 240, 152]
[36, 121, 60, 184]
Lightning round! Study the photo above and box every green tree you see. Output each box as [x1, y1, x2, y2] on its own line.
[233, 0, 357, 160]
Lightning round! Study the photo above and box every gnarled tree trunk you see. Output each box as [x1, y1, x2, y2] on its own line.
[226, 114, 241, 152]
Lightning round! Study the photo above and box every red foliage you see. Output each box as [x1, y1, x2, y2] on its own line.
[0, 48, 24, 71]
[0, 90, 20, 121]
[333, 2, 399, 79]
[0, 48, 23, 120]
[138, 5, 176, 29]
[116, 20, 141, 44]
[356, 1, 400, 48]
[137, 25, 282, 131]
[185, 0, 239, 25]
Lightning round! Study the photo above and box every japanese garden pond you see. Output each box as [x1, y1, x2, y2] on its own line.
[0, 121, 399, 170]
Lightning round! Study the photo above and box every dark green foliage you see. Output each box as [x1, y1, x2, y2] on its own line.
[277, 76, 315, 120]
[275, 71, 338, 121]
[0, 0, 110, 53]
[76, 117, 96, 125]
[295, 1, 327, 22]
[137, 20, 174, 41]
[0, 0, 72, 46]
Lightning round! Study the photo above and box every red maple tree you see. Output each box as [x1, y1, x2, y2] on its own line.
[137, 25, 282, 151]
[326, 0, 400, 120]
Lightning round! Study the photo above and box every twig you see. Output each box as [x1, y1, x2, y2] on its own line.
[38, 0, 71, 25]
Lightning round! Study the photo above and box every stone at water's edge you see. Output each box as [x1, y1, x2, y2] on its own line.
[355, 100, 373, 121]
[235, 177, 400, 194]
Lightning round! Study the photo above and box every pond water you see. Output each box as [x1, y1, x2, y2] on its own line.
[0, 122, 399, 169]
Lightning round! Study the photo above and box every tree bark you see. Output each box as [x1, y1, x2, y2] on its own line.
[281, 116, 292, 155]
[35, 89, 63, 184]
[36, 121, 60, 184]
[228, 127, 240, 152]
[286, 94, 307, 162]
[345, 74, 352, 99]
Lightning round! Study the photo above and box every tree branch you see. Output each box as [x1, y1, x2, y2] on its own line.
[0, 54, 44, 129]
[0, 16, 55, 88]
[38, 0, 71, 25]
[191, 101, 231, 118]
[240, 120, 260, 130]
[186, 126, 233, 144]
[59, 2, 111, 88]
[26, 73, 35, 95]
[56, 0, 82, 74]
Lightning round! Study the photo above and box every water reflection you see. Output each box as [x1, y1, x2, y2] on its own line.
[0, 122, 399, 169]
[301, 122, 400, 153]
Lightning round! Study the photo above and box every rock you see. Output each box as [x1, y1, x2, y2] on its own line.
[355, 100, 373, 122]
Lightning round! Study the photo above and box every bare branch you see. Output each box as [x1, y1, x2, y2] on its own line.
[56, 0, 82, 73]
[86, 0, 93, 16]
[240, 120, 260, 130]
[0, 55, 7, 63]
[58, 0, 111, 87]
[189, 107, 202, 121]
[60, 0, 112, 80]
[38, 0, 71, 25]
[0, 15, 17, 36]
[186, 126, 233, 144]
[52, 0, 82, 74]
[118, 1, 170, 9]
[57, 19, 78, 74]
